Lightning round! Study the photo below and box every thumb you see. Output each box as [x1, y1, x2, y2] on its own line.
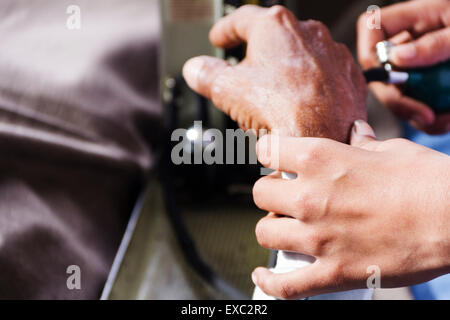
[252, 264, 327, 300]
[182, 56, 230, 99]
[350, 120, 380, 151]
[390, 27, 450, 67]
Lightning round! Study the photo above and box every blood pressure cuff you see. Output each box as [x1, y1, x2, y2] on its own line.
[0, 0, 161, 299]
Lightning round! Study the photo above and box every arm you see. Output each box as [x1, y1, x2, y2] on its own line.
[251, 120, 450, 299]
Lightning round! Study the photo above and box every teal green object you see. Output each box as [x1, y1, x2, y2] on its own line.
[403, 60, 450, 114]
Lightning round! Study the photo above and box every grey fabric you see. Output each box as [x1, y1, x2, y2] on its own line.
[0, 0, 161, 299]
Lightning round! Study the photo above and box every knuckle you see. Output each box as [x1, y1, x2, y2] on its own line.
[240, 4, 256, 10]
[325, 262, 344, 286]
[309, 138, 327, 153]
[385, 138, 408, 148]
[296, 152, 314, 165]
[392, 137, 407, 144]
[297, 139, 326, 163]
[292, 192, 312, 220]
[382, 138, 416, 152]
[210, 76, 226, 107]
[303, 20, 332, 39]
[267, 5, 288, 16]
[307, 20, 327, 31]
[210, 68, 231, 96]
[252, 178, 267, 208]
[265, 5, 293, 22]
[304, 229, 326, 255]
[238, 4, 261, 16]
[278, 279, 296, 300]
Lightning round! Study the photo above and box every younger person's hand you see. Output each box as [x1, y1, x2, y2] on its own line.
[251, 120, 450, 299]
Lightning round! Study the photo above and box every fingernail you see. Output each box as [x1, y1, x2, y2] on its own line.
[353, 120, 376, 138]
[392, 43, 417, 62]
[251, 272, 258, 286]
[182, 57, 205, 90]
[256, 136, 271, 166]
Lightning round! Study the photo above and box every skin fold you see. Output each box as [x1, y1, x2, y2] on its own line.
[357, 0, 450, 134]
[183, 5, 367, 142]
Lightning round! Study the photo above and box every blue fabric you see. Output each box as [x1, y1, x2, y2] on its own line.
[404, 125, 450, 154]
[403, 124, 450, 300]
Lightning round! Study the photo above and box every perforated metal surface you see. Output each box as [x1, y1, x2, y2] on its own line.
[106, 181, 269, 299]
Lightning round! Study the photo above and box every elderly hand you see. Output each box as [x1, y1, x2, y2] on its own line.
[183, 5, 367, 142]
[357, 0, 450, 134]
[251, 120, 450, 299]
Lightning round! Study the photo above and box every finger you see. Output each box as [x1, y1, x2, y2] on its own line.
[378, 0, 448, 37]
[370, 83, 435, 126]
[391, 28, 450, 67]
[357, 10, 385, 68]
[256, 135, 297, 172]
[184, 58, 256, 130]
[256, 135, 344, 172]
[209, 4, 266, 49]
[255, 215, 321, 256]
[411, 113, 450, 135]
[350, 120, 380, 151]
[252, 175, 299, 218]
[183, 56, 230, 99]
[357, 0, 446, 68]
[253, 176, 320, 221]
[252, 264, 331, 300]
